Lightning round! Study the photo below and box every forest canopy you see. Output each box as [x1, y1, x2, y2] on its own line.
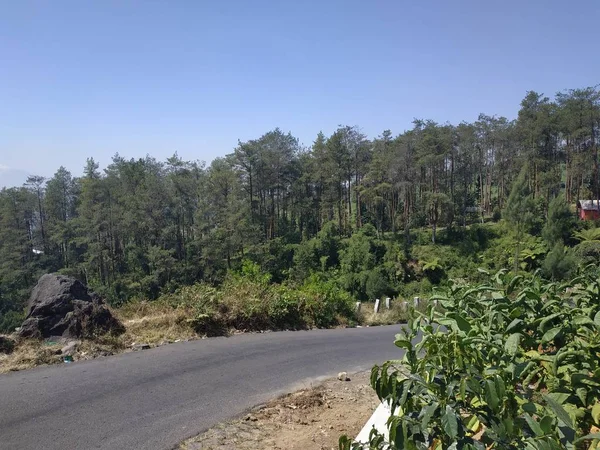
[1, 86, 599, 332]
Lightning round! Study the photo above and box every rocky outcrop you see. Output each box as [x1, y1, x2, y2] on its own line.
[18, 274, 124, 339]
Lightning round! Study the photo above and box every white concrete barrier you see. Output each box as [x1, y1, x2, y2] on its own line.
[355, 401, 391, 446]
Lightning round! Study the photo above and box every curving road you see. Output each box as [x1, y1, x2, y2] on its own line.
[0, 325, 402, 450]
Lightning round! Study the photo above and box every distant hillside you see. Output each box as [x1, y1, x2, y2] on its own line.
[0, 167, 29, 189]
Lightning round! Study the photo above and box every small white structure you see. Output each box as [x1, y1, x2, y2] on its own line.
[355, 401, 391, 446]
[413, 297, 420, 307]
[374, 299, 381, 313]
[355, 302, 361, 312]
[32, 248, 44, 255]
[385, 297, 391, 310]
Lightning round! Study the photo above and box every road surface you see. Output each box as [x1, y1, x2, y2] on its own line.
[0, 325, 402, 450]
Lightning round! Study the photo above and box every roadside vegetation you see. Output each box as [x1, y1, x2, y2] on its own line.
[341, 268, 600, 449]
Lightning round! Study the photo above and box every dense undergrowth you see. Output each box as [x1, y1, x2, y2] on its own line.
[156, 261, 358, 334]
[341, 267, 600, 449]
[119, 259, 422, 336]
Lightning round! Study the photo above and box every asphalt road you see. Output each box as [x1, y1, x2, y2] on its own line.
[0, 325, 402, 450]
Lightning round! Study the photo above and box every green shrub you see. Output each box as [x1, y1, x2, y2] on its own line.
[492, 206, 502, 222]
[341, 269, 600, 449]
[159, 269, 357, 333]
[297, 275, 356, 328]
[365, 269, 393, 300]
[542, 243, 577, 281]
[0, 309, 23, 334]
[574, 241, 600, 265]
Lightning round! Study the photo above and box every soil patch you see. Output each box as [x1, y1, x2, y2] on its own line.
[179, 371, 378, 450]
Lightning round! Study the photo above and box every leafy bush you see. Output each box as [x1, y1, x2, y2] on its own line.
[0, 309, 23, 334]
[542, 243, 577, 281]
[492, 207, 502, 222]
[158, 266, 356, 334]
[341, 269, 600, 449]
[574, 241, 600, 266]
[542, 195, 575, 247]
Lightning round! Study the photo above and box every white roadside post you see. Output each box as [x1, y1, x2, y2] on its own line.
[413, 296, 420, 308]
[355, 302, 361, 313]
[374, 299, 380, 313]
[385, 297, 391, 310]
[355, 401, 392, 446]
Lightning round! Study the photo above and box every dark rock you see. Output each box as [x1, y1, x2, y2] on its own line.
[18, 274, 125, 339]
[19, 318, 42, 339]
[132, 343, 151, 351]
[0, 336, 15, 354]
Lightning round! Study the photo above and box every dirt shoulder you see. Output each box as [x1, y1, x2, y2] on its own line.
[179, 370, 378, 450]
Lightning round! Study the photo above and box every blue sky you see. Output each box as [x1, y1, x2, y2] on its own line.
[1, 0, 599, 185]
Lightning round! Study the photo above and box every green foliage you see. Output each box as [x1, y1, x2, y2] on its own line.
[291, 222, 341, 281]
[542, 243, 577, 281]
[2, 86, 600, 330]
[162, 269, 356, 334]
[492, 206, 502, 222]
[504, 167, 538, 272]
[0, 309, 23, 334]
[543, 195, 575, 247]
[239, 260, 272, 286]
[341, 269, 600, 449]
[338, 225, 391, 300]
[574, 241, 600, 266]
[574, 228, 600, 243]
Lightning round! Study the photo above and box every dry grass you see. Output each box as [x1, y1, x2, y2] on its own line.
[359, 299, 432, 326]
[0, 333, 130, 373]
[0, 339, 63, 373]
[114, 301, 198, 346]
[360, 301, 406, 326]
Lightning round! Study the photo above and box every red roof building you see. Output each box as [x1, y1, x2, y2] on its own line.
[577, 200, 600, 220]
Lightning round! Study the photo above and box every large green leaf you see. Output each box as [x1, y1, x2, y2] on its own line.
[420, 402, 438, 429]
[539, 415, 553, 434]
[541, 326, 562, 344]
[543, 394, 574, 428]
[539, 313, 562, 332]
[441, 405, 459, 439]
[524, 413, 544, 436]
[545, 392, 570, 405]
[592, 402, 600, 425]
[505, 318, 523, 333]
[572, 316, 596, 327]
[447, 312, 472, 334]
[495, 376, 506, 400]
[394, 339, 412, 350]
[485, 379, 500, 412]
[505, 333, 521, 356]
